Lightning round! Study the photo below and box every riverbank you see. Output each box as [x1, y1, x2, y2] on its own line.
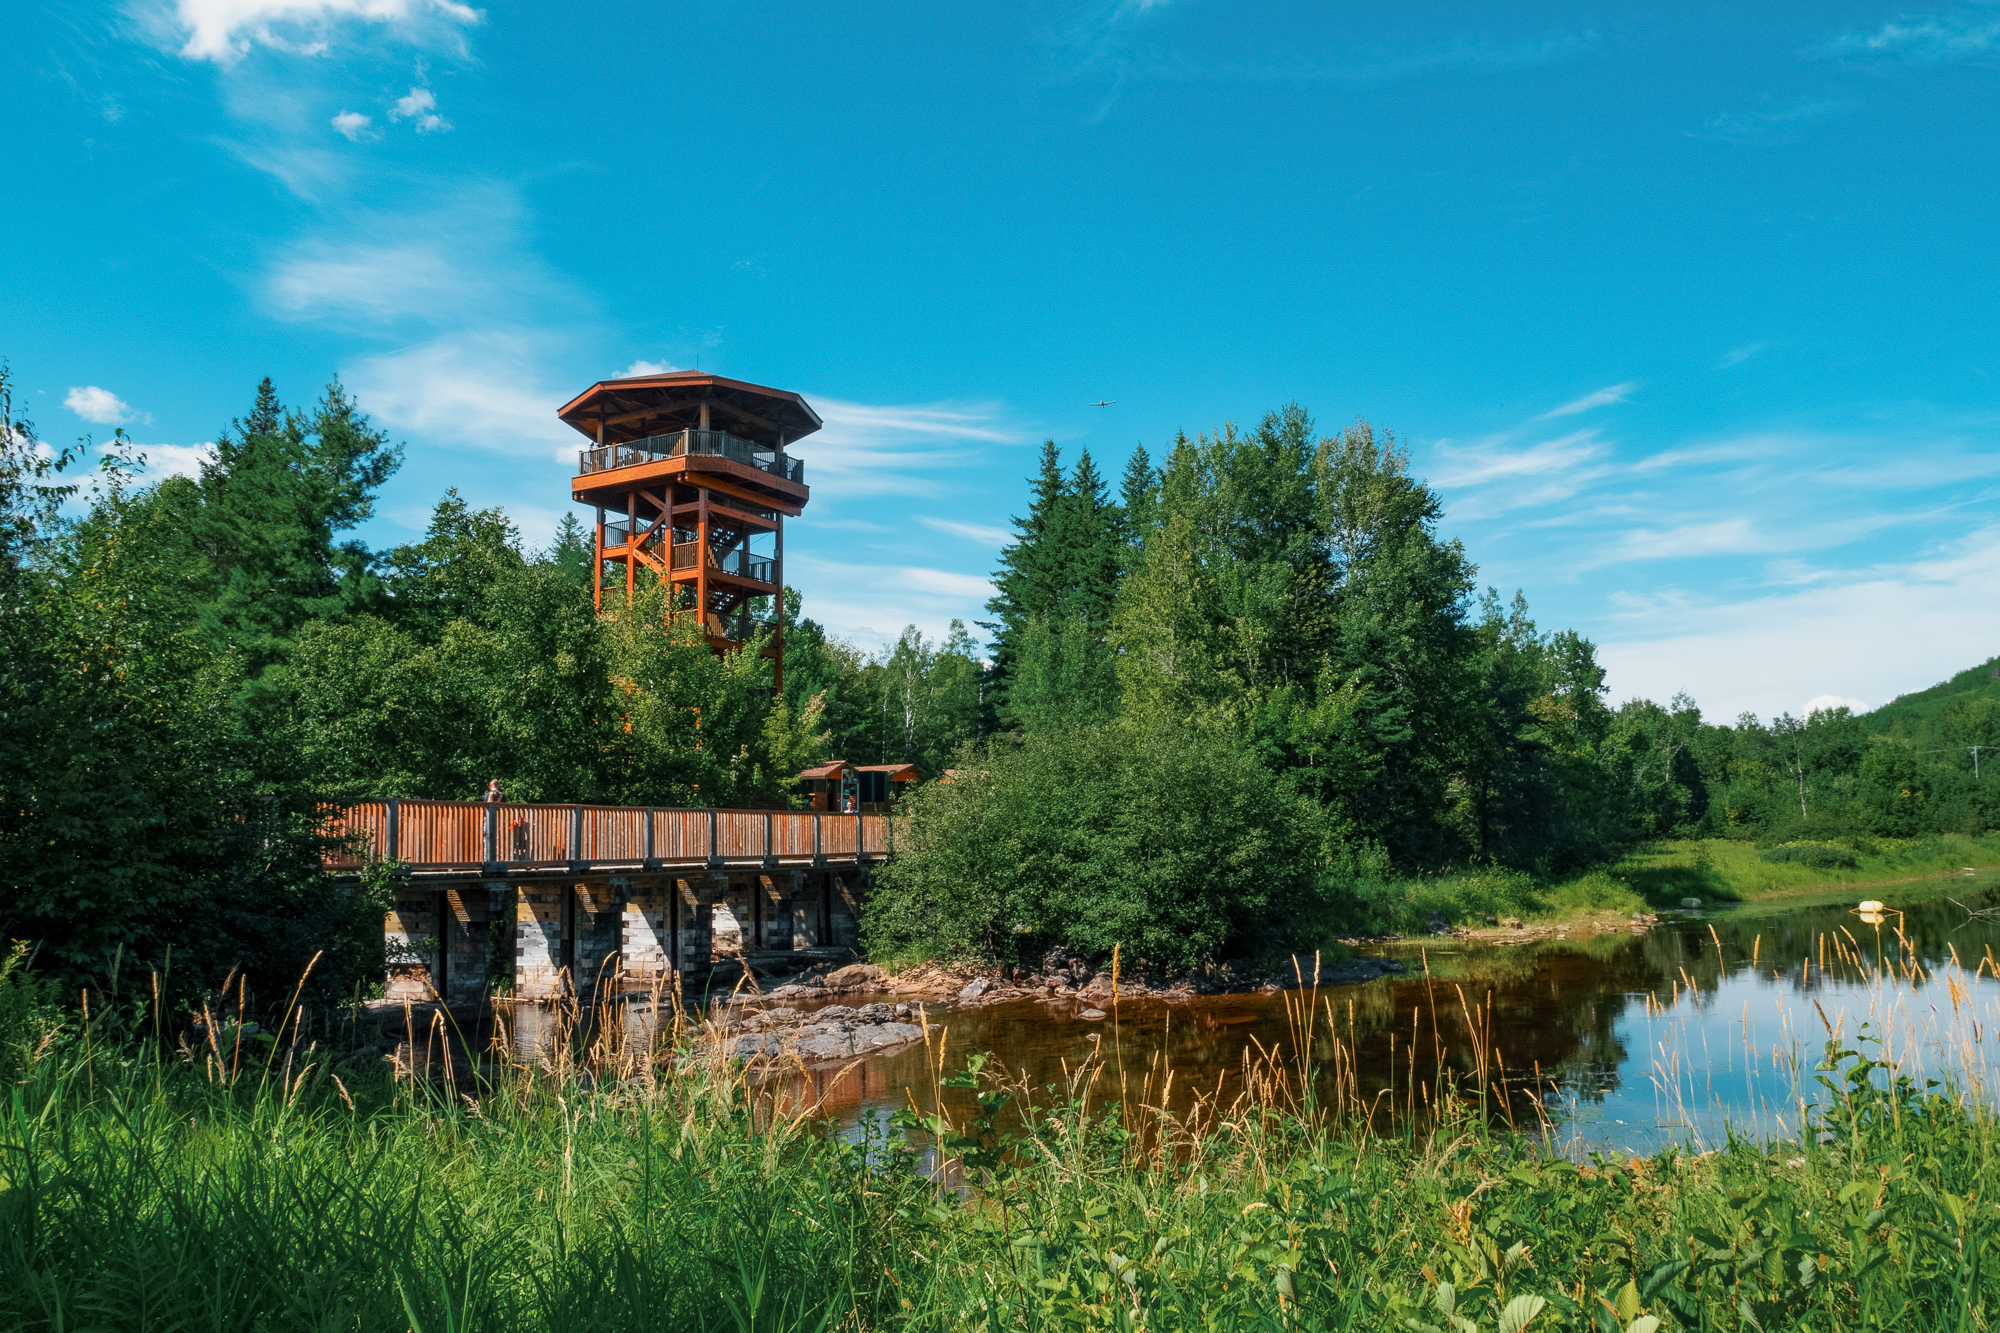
[1365, 831, 2000, 938]
[3, 999, 1996, 1332]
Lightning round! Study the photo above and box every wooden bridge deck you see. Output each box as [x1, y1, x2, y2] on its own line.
[326, 800, 890, 877]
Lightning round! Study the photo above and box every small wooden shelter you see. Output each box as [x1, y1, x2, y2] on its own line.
[562, 371, 820, 686]
[795, 760, 922, 812]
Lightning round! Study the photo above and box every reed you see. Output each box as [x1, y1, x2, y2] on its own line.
[2, 953, 1997, 1332]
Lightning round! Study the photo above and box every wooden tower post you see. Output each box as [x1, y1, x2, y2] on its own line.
[560, 372, 819, 687]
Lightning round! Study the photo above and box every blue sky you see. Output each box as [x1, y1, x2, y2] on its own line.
[6, 0, 1998, 722]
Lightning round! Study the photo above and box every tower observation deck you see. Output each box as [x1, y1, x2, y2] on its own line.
[560, 371, 819, 688]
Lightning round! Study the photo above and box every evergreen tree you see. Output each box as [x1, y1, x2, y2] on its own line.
[547, 511, 594, 589]
[981, 440, 1068, 721]
[148, 377, 402, 696]
[1117, 442, 1157, 554]
[984, 442, 1127, 729]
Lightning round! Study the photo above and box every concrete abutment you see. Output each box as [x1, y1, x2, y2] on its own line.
[385, 867, 870, 1004]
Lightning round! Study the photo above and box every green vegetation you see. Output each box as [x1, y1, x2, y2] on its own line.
[869, 411, 1999, 964]
[0, 368, 844, 1007]
[6, 355, 1996, 997]
[862, 717, 1315, 968]
[781, 606, 988, 779]
[1863, 656, 2000, 746]
[1620, 834, 2000, 906]
[3, 992, 1998, 1331]
[1342, 833, 2000, 935]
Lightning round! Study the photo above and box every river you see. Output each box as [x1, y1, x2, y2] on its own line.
[759, 872, 2000, 1155]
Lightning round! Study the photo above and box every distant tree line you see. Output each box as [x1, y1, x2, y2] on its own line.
[4, 365, 1993, 995]
[865, 408, 2000, 966]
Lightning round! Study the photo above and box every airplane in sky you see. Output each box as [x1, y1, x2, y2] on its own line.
[1087, 400, 1116, 407]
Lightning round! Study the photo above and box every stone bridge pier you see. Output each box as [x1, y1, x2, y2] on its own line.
[383, 866, 872, 1004]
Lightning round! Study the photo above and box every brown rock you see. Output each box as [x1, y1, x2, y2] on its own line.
[824, 963, 885, 991]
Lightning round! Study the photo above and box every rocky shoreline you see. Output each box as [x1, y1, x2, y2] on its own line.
[707, 949, 1411, 1065]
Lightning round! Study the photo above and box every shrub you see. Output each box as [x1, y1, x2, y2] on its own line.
[0, 941, 57, 1083]
[1758, 842, 1859, 870]
[864, 718, 1316, 969]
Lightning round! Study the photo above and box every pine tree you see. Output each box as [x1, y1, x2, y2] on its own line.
[547, 512, 594, 588]
[980, 440, 1069, 724]
[170, 377, 402, 692]
[1058, 447, 1121, 628]
[1118, 443, 1156, 551]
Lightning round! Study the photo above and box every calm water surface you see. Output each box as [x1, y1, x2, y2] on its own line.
[770, 873, 2000, 1154]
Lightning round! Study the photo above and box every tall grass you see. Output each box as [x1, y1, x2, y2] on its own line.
[2, 954, 1997, 1331]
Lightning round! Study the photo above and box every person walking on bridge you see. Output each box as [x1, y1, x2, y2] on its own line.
[485, 779, 504, 804]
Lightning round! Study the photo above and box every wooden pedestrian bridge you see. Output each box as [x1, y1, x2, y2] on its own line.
[323, 800, 893, 1004]
[325, 800, 891, 876]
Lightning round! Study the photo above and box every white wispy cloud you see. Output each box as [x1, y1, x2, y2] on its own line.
[1698, 98, 1853, 144]
[388, 85, 449, 132]
[1537, 382, 1634, 420]
[151, 0, 482, 64]
[790, 397, 1017, 498]
[263, 184, 570, 329]
[1718, 341, 1766, 368]
[918, 515, 1016, 547]
[1431, 430, 1605, 488]
[1420, 381, 2000, 722]
[1590, 509, 1930, 567]
[64, 385, 136, 425]
[119, 440, 215, 481]
[329, 109, 372, 139]
[1598, 526, 2000, 721]
[1597, 516, 1771, 562]
[269, 239, 477, 322]
[1819, 6, 2000, 63]
[1627, 436, 1780, 473]
[345, 331, 583, 460]
[618, 359, 677, 378]
[1804, 693, 1871, 716]
[785, 553, 992, 651]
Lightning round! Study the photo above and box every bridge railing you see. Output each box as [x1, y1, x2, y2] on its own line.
[323, 800, 890, 873]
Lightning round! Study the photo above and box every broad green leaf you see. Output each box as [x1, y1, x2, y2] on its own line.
[1498, 1293, 1547, 1333]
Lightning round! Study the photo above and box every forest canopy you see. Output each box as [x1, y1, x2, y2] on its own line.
[0, 367, 1006, 1003]
[863, 409, 2000, 965]
[1, 367, 1993, 994]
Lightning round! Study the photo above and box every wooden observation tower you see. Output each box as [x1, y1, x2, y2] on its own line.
[561, 371, 819, 687]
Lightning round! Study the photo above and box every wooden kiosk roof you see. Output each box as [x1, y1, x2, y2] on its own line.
[797, 760, 853, 782]
[795, 760, 923, 783]
[558, 372, 823, 449]
[856, 763, 923, 783]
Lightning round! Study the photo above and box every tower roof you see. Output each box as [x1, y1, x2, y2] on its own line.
[557, 372, 822, 449]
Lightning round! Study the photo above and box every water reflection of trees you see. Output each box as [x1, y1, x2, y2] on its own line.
[766, 885, 2000, 1138]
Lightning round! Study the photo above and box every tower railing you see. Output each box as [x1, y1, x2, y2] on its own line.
[663, 542, 773, 584]
[579, 428, 804, 485]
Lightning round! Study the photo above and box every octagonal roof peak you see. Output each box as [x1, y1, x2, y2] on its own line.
[557, 371, 822, 449]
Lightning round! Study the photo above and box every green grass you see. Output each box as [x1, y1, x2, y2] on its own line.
[1346, 834, 2000, 937]
[1347, 866, 1650, 935]
[3, 986, 2000, 1330]
[1618, 833, 2000, 907]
